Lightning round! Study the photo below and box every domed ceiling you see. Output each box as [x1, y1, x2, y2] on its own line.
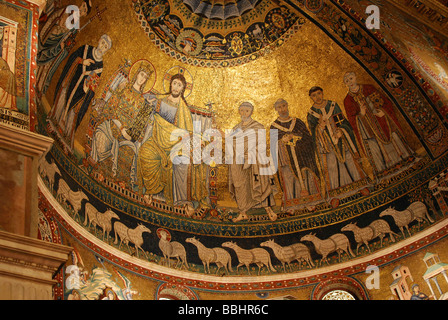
[132, 0, 304, 66]
[35, 0, 448, 289]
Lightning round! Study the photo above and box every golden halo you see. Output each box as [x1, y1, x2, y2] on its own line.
[128, 59, 157, 94]
[163, 66, 194, 98]
[156, 228, 171, 241]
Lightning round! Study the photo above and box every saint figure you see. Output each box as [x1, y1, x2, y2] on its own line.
[271, 99, 321, 212]
[228, 102, 277, 222]
[0, 57, 17, 109]
[37, 0, 92, 94]
[410, 284, 431, 300]
[307, 86, 367, 200]
[90, 61, 156, 186]
[50, 34, 112, 150]
[343, 72, 412, 175]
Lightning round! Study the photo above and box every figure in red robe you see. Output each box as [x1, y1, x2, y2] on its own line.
[343, 72, 412, 175]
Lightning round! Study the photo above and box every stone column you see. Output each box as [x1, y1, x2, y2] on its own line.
[425, 278, 436, 299]
[442, 270, 448, 285]
[433, 277, 443, 296]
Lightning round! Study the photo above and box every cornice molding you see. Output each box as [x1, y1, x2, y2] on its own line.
[0, 123, 53, 158]
[0, 230, 72, 278]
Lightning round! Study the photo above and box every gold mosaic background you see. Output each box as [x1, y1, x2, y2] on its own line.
[46, 0, 376, 152]
[35, 0, 448, 300]
[42, 0, 424, 206]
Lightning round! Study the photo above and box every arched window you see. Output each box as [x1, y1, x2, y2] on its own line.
[311, 277, 369, 300]
[321, 289, 356, 300]
[156, 283, 198, 300]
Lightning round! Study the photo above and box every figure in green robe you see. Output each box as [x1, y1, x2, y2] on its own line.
[307, 86, 368, 201]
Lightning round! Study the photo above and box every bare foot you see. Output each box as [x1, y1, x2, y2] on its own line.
[185, 204, 195, 217]
[143, 195, 152, 205]
[232, 212, 248, 222]
[265, 207, 277, 221]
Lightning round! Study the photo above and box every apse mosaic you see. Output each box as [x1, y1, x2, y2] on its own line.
[35, 0, 448, 278]
[132, 0, 306, 67]
[0, 0, 39, 130]
[39, 189, 448, 299]
[346, 0, 448, 100]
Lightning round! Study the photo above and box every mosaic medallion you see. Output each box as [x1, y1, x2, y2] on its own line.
[131, 0, 306, 67]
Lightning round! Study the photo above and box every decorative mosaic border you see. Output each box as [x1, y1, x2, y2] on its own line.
[131, 0, 306, 68]
[281, 0, 448, 159]
[331, 0, 448, 117]
[39, 183, 448, 292]
[0, 0, 39, 131]
[46, 139, 447, 238]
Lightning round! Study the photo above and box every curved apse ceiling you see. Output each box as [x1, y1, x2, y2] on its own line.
[36, 0, 448, 283]
[182, 0, 262, 20]
[132, 0, 305, 67]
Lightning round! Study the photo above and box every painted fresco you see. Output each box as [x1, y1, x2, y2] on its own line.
[35, 0, 448, 287]
[0, 0, 40, 131]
